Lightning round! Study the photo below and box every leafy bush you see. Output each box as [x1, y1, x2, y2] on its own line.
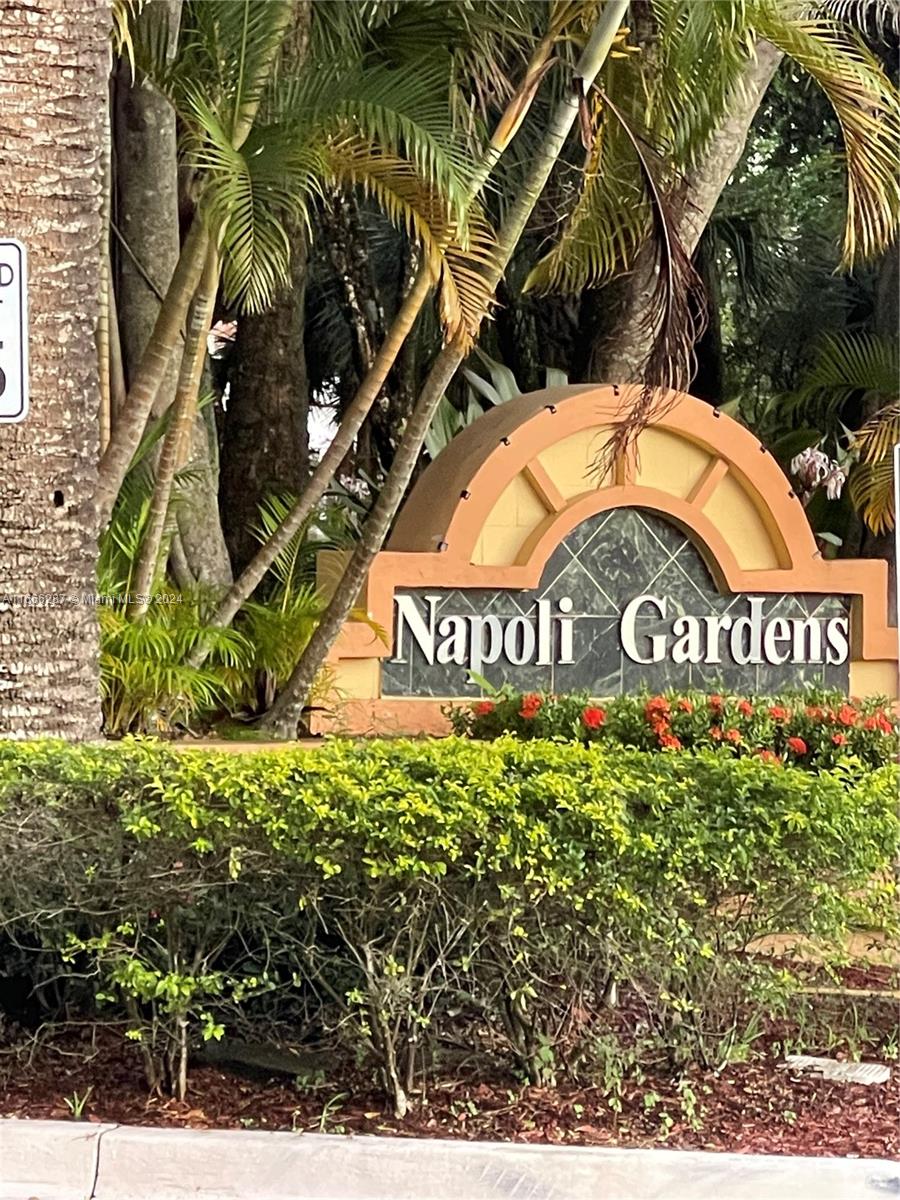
[0, 738, 895, 1113]
[447, 687, 899, 770]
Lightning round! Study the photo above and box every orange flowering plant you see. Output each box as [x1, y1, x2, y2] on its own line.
[448, 688, 898, 771]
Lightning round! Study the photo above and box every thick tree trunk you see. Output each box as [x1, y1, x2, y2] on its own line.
[113, 0, 181, 415]
[588, 40, 783, 382]
[0, 0, 107, 739]
[221, 218, 310, 572]
[176, 404, 233, 593]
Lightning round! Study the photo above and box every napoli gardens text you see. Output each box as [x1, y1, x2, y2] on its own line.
[393, 593, 850, 676]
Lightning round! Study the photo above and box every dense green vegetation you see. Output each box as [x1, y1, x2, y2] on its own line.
[0, 736, 895, 1114]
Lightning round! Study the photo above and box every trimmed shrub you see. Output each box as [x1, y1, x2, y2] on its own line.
[0, 738, 896, 1113]
[447, 688, 899, 770]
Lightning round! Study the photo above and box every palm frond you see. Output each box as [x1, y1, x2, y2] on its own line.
[110, 0, 146, 74]
[849, 402, 900, 533]
[750, 7, 900, 265]
[790, 331, 899, 426]
[324, 138, 497, 344]
[191, 103, 326, 311]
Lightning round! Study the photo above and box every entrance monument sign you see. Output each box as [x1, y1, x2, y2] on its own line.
[316, 385, 898, 734]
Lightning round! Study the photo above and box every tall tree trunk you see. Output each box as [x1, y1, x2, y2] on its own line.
[262, 0, 631, 733]
[96, 0, 292, 525]
[129, 244, 218, 616]
[325, 193, 389, 479]
[221, 216, 310, 572]
[218, 0, 312, 575]
[588, 40, 782, 381]
[176, 403, 233, 593]
[0, 0, 107, 739]
[113, 0, 182, 416]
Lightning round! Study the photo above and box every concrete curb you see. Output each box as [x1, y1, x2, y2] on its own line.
[2, 1119, 898, 1200]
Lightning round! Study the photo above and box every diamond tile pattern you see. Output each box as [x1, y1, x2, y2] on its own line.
[381, 507, 850, 698]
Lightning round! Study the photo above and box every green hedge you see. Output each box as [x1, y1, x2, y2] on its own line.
[448, 688, 899, 771]
[0, 737, 896, 1114]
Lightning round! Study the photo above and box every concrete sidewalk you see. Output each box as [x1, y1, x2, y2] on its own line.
[3, 1119, 899, 1200]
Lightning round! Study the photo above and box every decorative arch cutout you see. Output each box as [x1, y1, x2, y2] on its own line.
[318, 385, 897, 733]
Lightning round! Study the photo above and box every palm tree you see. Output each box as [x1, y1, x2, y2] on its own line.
[0, 0, 109, 738]
[116, 0, 495, 603]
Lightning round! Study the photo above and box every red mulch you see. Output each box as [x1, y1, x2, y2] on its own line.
[2, 967, 897, 1159]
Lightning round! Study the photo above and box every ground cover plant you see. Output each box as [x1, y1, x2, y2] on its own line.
[0, 734, 896, 1143]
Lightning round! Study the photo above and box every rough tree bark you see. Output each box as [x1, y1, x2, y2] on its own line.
[588, 40, 783, 382]
[0, 0, 107, 739]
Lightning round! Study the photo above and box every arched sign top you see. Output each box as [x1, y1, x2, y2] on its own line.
[391, 383, 813, 569]
[317, 384, 897, 734]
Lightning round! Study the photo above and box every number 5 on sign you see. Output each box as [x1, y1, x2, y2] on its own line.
[0, 239, 28, 423]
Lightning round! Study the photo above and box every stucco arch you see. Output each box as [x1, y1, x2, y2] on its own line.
[319, 385, 897, 730]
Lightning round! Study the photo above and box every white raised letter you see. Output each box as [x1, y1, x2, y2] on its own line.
[395, 594, 438, 664]
[557, 596, 575, 664]
[436, 614, 468, 665]
[762, 616, 791, 665]
[825, 616, 849, 665]
[671, 614, 702, 664]
[620, 594, 668, 664]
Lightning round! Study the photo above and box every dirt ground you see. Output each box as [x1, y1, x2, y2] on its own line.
[2, 966, 897, 1160]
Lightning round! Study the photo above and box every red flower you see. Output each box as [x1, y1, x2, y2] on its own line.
[861, 712, 892, 733]
[737, 700, 753, 718]
[677, 698, 694, 713]
[805, 705, 825, 720]
[582, 706, 606, 730]
[757, 750, 780, 765]
[645, 695, 671, 720]
[708, 694, 724, 712]
[659, 732, 682, 750]
[709, 726, 723, 741]
[519, 693, 542, 719]
[837, 704, 858, 727]
[876, 711, 894, 734]
[831, 733, 847, 746]
[725, 728, 741, 744]
[474, 701, 494, 717]
[786, 736, 808, 755]
[769, 706, 789, 722]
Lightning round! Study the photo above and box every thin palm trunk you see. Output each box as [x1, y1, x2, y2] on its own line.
[128, 245, 219, 618]
[262, 0, 631, 732]
[190, 20, 567, 666]
[97, 1, 292, 528]
[97, 217, 210, 525]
